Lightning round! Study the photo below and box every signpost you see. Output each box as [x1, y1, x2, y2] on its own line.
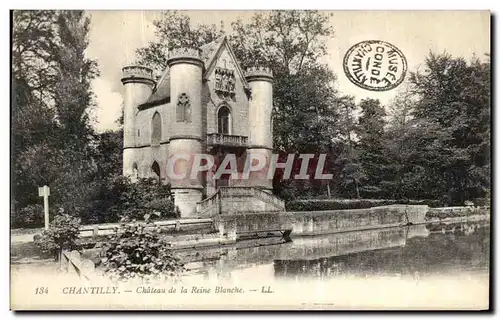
[38, 185, 50, 230]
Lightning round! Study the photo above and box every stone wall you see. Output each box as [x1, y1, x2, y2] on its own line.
[216, 205, 428, 237]
[427, 206, 490, 220]
[220, 194, 282, 213]
[217, 212, 293, 240]
[287, 205, 428, 236]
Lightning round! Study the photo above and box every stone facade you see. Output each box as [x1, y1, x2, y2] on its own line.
[121, 36, 278, 217]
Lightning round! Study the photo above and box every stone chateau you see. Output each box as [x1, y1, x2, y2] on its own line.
[121, 36, 285, 217]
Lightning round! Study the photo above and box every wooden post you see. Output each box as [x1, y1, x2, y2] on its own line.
[38, 185, 50, 230]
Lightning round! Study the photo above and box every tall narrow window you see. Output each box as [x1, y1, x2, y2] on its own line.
[176, 93, 191, 123]
[151, 161, 161, 184]
[218, 106, 231, 134]
[151, 112, 162, 145]
[132, 163, 139, 181]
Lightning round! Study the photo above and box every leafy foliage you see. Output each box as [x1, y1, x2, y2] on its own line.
[12, 10, 101, 227]
[34, 213, 81, 257]
[407, 53, 490, 204]
[12, 204, 45, 228]
[97, 218, 184, 282]
[135, 11, 224, 70]
[355, 98, 391, 198]
[101, 177, 180, 223]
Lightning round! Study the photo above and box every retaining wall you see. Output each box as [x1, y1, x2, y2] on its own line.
[218, 205, 428, 237]
[427, 206, 490, 220]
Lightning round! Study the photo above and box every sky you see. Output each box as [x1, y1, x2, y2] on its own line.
[85, 10, 490, 132]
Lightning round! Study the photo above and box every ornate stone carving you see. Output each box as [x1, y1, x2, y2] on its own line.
[215, 67, 236, 94]
[122, 66, 154, 79]
[176, 93, 191, 123]
[245, 66, 273, 82]
[169, 47, 202, 59]
[121, 66, 154, 85]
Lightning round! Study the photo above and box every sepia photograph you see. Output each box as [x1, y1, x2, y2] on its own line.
[10, 9, 491, 310]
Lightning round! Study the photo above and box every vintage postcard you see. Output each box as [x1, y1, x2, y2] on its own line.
[10, 10, 491, 310]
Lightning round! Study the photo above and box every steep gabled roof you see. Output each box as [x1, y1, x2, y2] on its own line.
[140, 72, 170, 108]
[139, 35, 247, 108]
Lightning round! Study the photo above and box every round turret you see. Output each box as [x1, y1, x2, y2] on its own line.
[244, 66, 273, 83]
[121, 65, 156, 179]
[166, 47, 205, 216]
[245, 66, 274, 190]
[167, 47, 204, 68]
[121, 65, 155, 86]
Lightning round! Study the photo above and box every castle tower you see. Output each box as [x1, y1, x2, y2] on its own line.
[245, 66, 274, 190]
[121, 66, 155, 177]
[166, 47, 204, 216]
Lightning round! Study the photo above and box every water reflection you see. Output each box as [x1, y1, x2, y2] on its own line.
[182, 221, 490, 282]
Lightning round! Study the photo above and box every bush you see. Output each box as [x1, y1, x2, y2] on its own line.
[12, 204, 45, 228]
[471, 198, 491, 207]
[285, 198, 447, 211]
[107, 177, 179, 222]
[34, 212, 81, 259]
[145, 198, 181, 219]
[97, 216, 184, 282]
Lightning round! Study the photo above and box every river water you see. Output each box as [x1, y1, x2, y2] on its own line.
[176, 220, 490, 309]
[184, 220, 490, 280]
[9, 220, 490, 310]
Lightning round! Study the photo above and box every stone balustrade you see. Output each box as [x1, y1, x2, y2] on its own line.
[206, 133, 248, 147]
[196, 191, 221, 216]
[252, 188, 286, 210]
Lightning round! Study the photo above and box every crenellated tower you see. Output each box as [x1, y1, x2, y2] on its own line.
[245, 66, 274, 190]
[166, 47, 204, 215]
[121, 66, 155, 177]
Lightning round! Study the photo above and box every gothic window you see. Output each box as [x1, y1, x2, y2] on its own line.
[151, 161, 161, 184]
[176, 93, 191, 123]
[217, 105, 231, 135]
[151, 112, 161, 145]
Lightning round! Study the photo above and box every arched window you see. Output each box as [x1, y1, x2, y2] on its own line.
[217, 105, 231, 134]
[151, 161, 161, 184]
[151, 112, 162, 145]
[176, 93, 191, 123]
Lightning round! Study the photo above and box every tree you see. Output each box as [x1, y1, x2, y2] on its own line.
[409, 52, 490, 204]
[135, 11, 224, 70]
[12, 10, 100, 226]
[230, 11, 340, 198]
[52, 11, 98, 150]
[95, 130, 123, 180]
[355, 98, 390, 198]
[332, 95, 363, 198]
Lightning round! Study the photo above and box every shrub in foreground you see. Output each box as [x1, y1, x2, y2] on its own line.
[97, 215, 184, 282]
[33, 212, 81, 260]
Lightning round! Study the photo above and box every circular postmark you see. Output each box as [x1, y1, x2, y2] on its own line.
[343, 40, 407, 91]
